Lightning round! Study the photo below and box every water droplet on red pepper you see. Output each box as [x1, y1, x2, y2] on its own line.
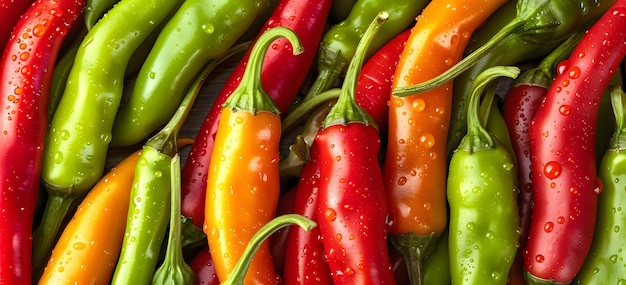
[543, 161, 561, 179]
[557, 216, 565, 224]
[323, 208, 336, 221]
[535, 254, 545, 263]
[559, 105, 571, 115]
[544, 221, 554, 232]
[568, 67, 581, 79]
[397, 176, 407, 186]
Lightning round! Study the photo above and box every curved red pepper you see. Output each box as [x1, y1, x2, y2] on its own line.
[189, 247, 220, 285]
[283, 142, 333, 285]
[524, 1, 626, 283]
[0, 0, 35, 53]
[0, 0, 83, 283]
[180, 0, 331, 228]
[355, 28, 410, 135]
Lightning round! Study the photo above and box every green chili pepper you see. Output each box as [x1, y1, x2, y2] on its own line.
[33, 0, 182, 274]
[303, 0, 428, 100]
[84, 0, 119, 30]
[110, 0, 270, 147]
[447, 66, 521, 285]
[110, 37, 238, 284]
[573, 85, 626, 284]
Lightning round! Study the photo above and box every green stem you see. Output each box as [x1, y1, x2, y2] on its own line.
[223, 27, 304, 115]
[610, 85, 626, 148]
[31, 194, 78, 280]
[147, 41, 251, 156]
[462, 66, 520, 153]
[323, 11, 389, 128]
[392, 20, 525, 97]
[152, 154, 195, 285]
[221, 214, 316, 285]
[281, 88, 341, 133]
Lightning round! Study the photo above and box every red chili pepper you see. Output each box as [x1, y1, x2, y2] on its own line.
[0, 0, 83, 283]
[502, 32, 583, 249]
[189, 247, 220, 285]
[524, 1, 626, 283]
[0, 0, 35, 53]
[355, 28, 410, 135]
[180, 0, 331, 228]
[315, 12, 395, 284]
[283, 142, 333, 285]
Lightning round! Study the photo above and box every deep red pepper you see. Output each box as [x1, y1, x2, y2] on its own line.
[189, 247, 220, 285]
[315, 12, 395, 284]
[180, 0, 331, 228]
[283, 142, 333, 285]
[0, 0, 36, 53]
[502, 32, 583, 249]
[355, 28, 410, 135]
[523, 1, 626, 283]
[0, 0, 83, 283]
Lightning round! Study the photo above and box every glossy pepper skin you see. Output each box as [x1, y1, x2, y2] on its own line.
[181, 0, 331, 229]
[384, 0, 506, 283]
[204, 27, 303, 284]
[574, 86, 626, 284]
[34, 0, 182, 273]
[447, 66, 521, 285]
[303, 0, 428, 100]
[0, 0, 83, 283]
[283, 141, 333, 285]
[110, 0, 270, 147]
[314, 12, 396, 285]
[395, 0, 616, 156]
[524, 1, 626, 283]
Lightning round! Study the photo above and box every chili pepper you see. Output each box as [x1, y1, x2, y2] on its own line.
[0, 0, 83, 283]
[221, 214, 317, 285]
[181, 0, 331, 229]
[303, 0, 428, 100]
[189, 247, 220, 285]
[574, 85, 626, 284]
[152, 154, 195, 285]
[422, 229, 451, 285]
[283, 141, 333, 285]
[111, 39, 223, 284]
[0, 0, 35, 53]
[33, 0, 182, 273]
[523, 1, 626, 283]
[448, 66, 521, 285]
[109, 0, 271, 147]
[394, 0, 616, 156]
[502, 32, 582, 247]
[313, 11, 396, 285]
[204, 27, 303, 284]
[383, 0, 506, 283]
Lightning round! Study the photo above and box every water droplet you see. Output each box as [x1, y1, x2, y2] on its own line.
[201, 23, 214, 34]
[397, 176, 407, 186]
[60, 129, 70, 140]
[544, 221, 554, 233]
[323, 208, 336, 221]
[568, 67, 581, 79]
[19, 52, 29, 61]
[73, 242, 86, 250]
[419, 133, 435, 148]
[559, 105, 571, 116]
[466, 222, 475, 231]
[535, 254, 545, 263]
[557, 216, 565, 224]
[543, 161, 561, 179]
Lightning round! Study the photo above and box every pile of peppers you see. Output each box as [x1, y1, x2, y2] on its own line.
[1, 0, 626, 284]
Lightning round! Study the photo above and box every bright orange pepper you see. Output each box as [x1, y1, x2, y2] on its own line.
[37, 150, 141, 285]
[203, 27, 302, 284]
[383, 0, 508, 282]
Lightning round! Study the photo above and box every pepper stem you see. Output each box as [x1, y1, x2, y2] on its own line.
[31, 193, 77, 280]
[221, 214, 316, 285]
[147, 41, 252, 157]
[609, 85, 626, 149]
[281, 88, 341, 133]
[322, 11, 388, 128]
[460, 66, 520, 153]
[390, 232, 437, 285]
[223, 27, 304, 115]
[152, 154, 195, 285]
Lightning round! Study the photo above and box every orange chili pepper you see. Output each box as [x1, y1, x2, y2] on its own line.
[37, 138, 193, 285]
[203, 27, 303, 284]
[383, 0, 507, 283]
